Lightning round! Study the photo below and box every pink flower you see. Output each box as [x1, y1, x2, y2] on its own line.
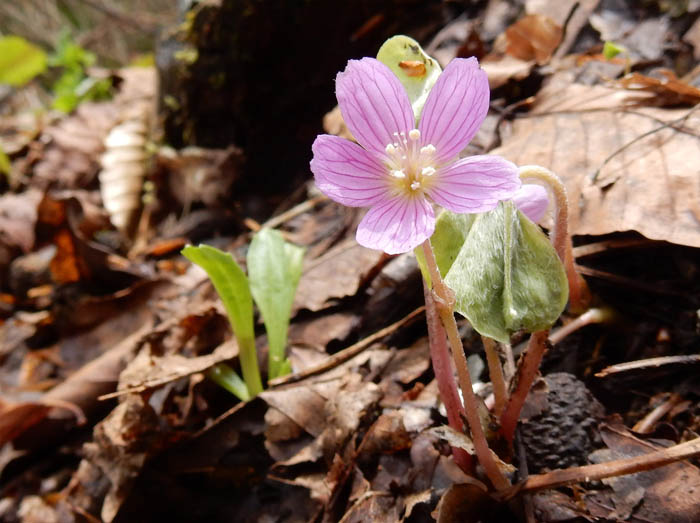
[513, 184, 549, 223]
[310, 57, 521, 254]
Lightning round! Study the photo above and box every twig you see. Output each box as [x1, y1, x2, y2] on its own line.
[498, 436, 700, 500]
[268, 306, 424, 386]
[262, 194, 327, 229]
[633, 393, 683, 434]
[590, 104, 700, 182]
[595, 354, 700, 378]
[548, 307, 616, 346]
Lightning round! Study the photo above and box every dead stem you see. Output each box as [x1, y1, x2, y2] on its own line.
[548, 307, 616, 345]
[421, 240, 510, 490]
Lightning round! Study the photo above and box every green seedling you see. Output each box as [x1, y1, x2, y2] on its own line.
[182, 229, 304, 401]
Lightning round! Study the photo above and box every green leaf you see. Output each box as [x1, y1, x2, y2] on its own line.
[247, 229, 304, 380]
[207, 364, 250, 401]
[602, 41, 625, 60]
[431, 210, 477, 278]
[415, 210, 476, 285]
[0, 146, 10, 177]
[444, 202, 568, 342]
[377, 35, 442, 122]
[182, 244, 263, 397]
[0, 36, 47, 87]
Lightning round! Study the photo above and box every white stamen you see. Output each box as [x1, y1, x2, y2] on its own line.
[385, 144, 396, 155]
[408, 129, 420, 141]
[410, 181, 421, 190]
[421, 166, 436, 177]
[391, 169, 406, 179]
[420, 144, 436, 155]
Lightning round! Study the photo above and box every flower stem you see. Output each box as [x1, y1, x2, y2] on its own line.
[499, 330, 549, 444]
[423, 279, 473, 474]
[482, 336, 508, 417]
[518, 165, 590, 314]
[421, 240, 510, 490]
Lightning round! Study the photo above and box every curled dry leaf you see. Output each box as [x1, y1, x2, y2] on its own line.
[491, 74, 700, 248]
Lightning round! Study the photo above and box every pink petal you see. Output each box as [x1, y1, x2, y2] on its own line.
[513, 184, 549, 222]
[356, 196, 435, 254]
[336, 58, 415, 158]
[311, 134, 390, 207]
[418, 57, 489, 164]
[427, 155, 520, 213]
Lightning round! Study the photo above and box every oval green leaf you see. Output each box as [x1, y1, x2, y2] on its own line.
[444, 202, 568, 342]
[247, 229, 304, 380]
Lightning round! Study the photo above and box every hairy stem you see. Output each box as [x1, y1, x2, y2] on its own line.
[482, 336, 508, 417]
[421, 240, 510, 490]
[423, 280, 473, 473]
[518, 165, 590, 314]
[499, 330, 549, 444]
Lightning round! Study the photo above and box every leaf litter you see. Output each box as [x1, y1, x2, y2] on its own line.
[0, 2, 699, 522]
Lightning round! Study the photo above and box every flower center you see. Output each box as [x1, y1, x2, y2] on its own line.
[384, 128, 437, 196]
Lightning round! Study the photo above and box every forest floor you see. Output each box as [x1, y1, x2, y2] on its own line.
[0, 1, 699, 522]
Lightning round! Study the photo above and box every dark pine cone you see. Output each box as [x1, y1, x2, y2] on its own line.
[519, 372, 605, 473]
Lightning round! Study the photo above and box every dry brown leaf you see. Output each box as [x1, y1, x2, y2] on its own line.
[586, 423, 700, 522]
[293, 238, 385, 312]
[481, 55, 535, 90]
[117, 338, 239, 395]
[683, 17, 700, 60]
[323, 105, 354, 141]
[0, 189, 42, 254]
[260, 384, 328, 438]
[491, 75, 700, 248]
[618, 70, 700, 106]
[526, 0, 600, 58]
[499, 14, 563, 65]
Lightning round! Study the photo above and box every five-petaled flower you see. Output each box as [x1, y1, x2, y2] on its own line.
[310, 56, 521, 254]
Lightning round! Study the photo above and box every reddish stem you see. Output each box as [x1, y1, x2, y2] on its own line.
[518, 165, 590, 314]
[423, 280, 473, 474]
[499, 330, 549, 444]
[421, 240, 510, 490]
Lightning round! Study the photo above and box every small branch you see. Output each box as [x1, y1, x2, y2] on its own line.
[518, 165, 590, 314]
[482, 336, 508, 417]
[421, 240, 510, 490]
[548, 307, 616, 345]
[268, 306, 424, 386]
[499, 331, 549, 444]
